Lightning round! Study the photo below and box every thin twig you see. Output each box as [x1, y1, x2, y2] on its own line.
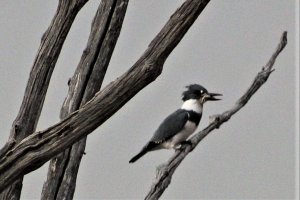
[145, 31, 288, 200]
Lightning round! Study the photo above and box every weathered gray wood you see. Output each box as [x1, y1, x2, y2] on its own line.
[0, 0, 88, 199]
[144, 31, 288, 200]
[0, 0, 210, 192]
[41, 0, 128, 199]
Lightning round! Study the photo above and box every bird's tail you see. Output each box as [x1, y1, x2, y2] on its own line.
[129, 149, 148, 163]
[129, 142, 156, 163]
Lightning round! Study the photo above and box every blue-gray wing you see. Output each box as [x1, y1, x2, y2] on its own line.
[150, 109, 188, 143]
[128, 109, 188, 163]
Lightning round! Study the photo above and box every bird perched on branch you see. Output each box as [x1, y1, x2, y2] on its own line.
[129, 84, 221, 163]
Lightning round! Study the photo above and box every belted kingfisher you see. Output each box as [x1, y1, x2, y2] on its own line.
[129, 84, 221, 163]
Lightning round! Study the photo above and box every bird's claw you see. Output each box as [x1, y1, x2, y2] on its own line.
[175, 140, 192, 151]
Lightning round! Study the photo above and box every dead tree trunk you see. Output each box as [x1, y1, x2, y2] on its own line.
[0, 0, 88, 199]
[41, 1, 128, 199]
[0, 0, 211, 196]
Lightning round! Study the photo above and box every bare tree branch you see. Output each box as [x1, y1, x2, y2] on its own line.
[0, 0, 88, 199]
[0, 0, 210, 193]
[145, 31, 288, 200]
[41, 0, 128, 199]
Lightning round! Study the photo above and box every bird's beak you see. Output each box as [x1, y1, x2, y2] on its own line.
[205, 93, 222, 101]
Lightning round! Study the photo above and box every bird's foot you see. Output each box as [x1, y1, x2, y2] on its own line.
[180, 140, 192, 146]
[175, 140, 192, 151]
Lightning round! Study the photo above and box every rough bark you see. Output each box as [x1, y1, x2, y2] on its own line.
[41, 0, 128, 199]
[0, 0, 88, 199]
[145, 31, 288, 200]
[0, 0, 211, 193]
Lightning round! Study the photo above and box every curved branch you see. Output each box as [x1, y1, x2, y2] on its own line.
[0, 0, 211, 192]
[145, 31, 288, 200]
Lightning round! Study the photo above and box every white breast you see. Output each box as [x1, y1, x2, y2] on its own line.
[162, 121, 197, 149]
[181, 99, 202, 113]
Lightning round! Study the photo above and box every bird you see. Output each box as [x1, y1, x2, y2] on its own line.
[129, 84, 222, 163]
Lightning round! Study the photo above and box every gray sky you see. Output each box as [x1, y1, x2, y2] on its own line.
[0, 0, 298, 199]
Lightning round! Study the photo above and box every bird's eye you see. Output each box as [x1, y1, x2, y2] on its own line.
[200, 90, 204, 94]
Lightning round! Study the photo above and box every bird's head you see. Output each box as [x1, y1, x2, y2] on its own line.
[182, 84, 222, 104]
